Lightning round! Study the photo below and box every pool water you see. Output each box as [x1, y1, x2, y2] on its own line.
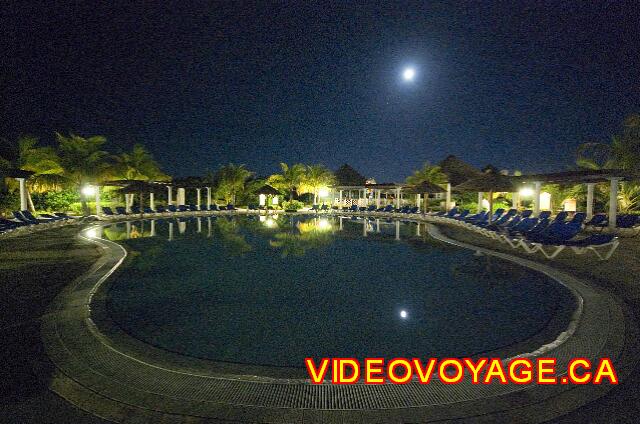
[103, 215, 576, 368]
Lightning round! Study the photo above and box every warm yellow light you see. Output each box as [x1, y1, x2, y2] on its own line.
[264, 218, 276, 228]
[519, 187, 534, 197]
[259, 194, 266, 206]
[272, 195, 278, 205]
[318, 188, 329, 198]
[317, 218, 331, 230]
[82, 185, 96, 196]
[85, 228, 98, 238]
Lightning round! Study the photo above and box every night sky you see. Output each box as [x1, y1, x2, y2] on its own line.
[2, 2, 639, 181]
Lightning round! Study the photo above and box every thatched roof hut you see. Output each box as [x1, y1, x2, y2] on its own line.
[334, 164, 366, 186]
[437, 155, 481, 185]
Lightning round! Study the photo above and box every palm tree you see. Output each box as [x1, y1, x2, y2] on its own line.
[267, 162, 306, 200]
[303, 164, 335, 204]
[214, 164, 253, 204]
[576, 114, 640, 213]
[405, 162, 448, 186]
[0, 136, 65, 211]
[56, 132, 113, 215]
[114, 144, 169, 181]
[577, 114, 640, 171]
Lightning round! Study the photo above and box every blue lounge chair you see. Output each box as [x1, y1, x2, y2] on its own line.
[616, 214, 639, 229]
[321, 204, 330, 212]
[349, 204, 359, 212]
[567, 212, 587, 226]
[143, 207, 155, 214]
[209, 204, 220, 211]
[482, 209, 517, 229]
[188, 204, 198, 211]
[366, 205, 376, 212]
[39, 213, 65, 221]
[115, 207, 128, 215]
[101, 206, 115, 216]
[226, 204, 236, 211]
[178, 205, 189, 212]
[441, 207, 460, 219]
[584, 214, 607, 229]
[531, 233, 619, 260]
[131, 206, 141, 214]
[13, 211, 39, 225]
[551, 211, 568, 224]
[155, 205, 167, 213]
[453, 210, 470, 220]
[167, 205, 178, 213]
[473, 208, 505, 227]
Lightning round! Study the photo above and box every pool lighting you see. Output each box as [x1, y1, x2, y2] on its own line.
[85, 228, 98, 238]
[81, 185, 96, 196]
[400, 310, 408, 319]
[519, 187, 534, 197]
[264, 218, 276, 228]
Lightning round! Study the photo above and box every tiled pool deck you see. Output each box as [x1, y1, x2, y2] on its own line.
[37, 213, 630, 423]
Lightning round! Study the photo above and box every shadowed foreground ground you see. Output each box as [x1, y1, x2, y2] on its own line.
[0, 226, 108, 423]
[0, 222, 638, 423]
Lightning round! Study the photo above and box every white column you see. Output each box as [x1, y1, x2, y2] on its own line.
[395, 187, 401, 208]
[609, 178, 618, 230]
[16, 178, 28, 211]
[416, 194, 421, 208]
[376, 190, 381, 208]
[533, 181, 542, 216]
[149, 192, 155, 211]
[179, 220, 186, 234]
[197, 217, 202, 233]
[95, 186, 102, 216]
[207, 217, 212, 237]
[150, 219, 156, 237]
[445, 183, 452, 210]
[477, 192, 483, 213]
[416, 223, 421, 236]
[196, 188, 201, 210]
[395, 220, 400, 240]
[206, 187, 212, 209]
[339, 190, 343, 207]
[177, 188, 186, 206]
[512, 192, 519, 209]
[167, 186, 173, 206]
[168, 222, 174, 241]
[125, 194, 132, 213]
[586, 183, 595, 220]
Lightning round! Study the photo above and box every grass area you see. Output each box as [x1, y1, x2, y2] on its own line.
[0, 226, 108, 423]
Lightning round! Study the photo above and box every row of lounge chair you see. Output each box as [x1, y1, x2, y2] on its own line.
[311, 204, 421, 214]
[100, 204, 237, 217]
[0, 210, 77, 236]
[431, 207, 628, 260]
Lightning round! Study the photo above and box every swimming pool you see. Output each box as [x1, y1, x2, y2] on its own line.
[101, 215, 577, 369]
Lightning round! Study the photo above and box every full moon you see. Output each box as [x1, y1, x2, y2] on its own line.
[400, 310, 408, 319]
[402, 67, 415, 81]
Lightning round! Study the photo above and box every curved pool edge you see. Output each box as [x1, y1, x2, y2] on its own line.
[41, 214, 629, 423]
